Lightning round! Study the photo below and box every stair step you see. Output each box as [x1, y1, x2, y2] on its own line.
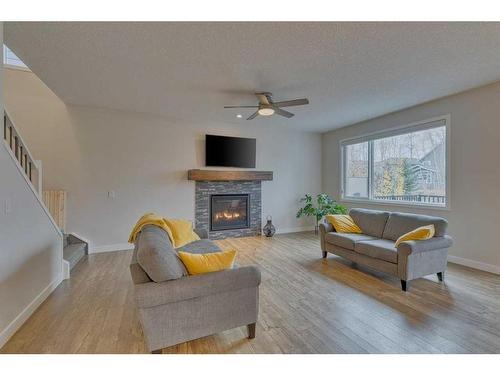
[63, 243, 86, 270]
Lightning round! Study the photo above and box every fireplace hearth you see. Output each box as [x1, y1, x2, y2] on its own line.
[210, 194, 250, 231]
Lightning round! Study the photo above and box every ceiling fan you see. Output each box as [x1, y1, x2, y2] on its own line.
[224, 92, 309, 120]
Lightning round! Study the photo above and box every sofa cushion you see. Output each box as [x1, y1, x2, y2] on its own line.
[177, 239, 221, 254]
[382, 212, 448, 241]
[325, 232, 378, 250]
[136, 225, 187, 282]
[349, 208, 390, 238]
[355, 239, 398, 264]
[130, 242, 152, 284]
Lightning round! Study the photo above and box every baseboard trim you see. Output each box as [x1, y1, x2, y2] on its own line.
[90, 243, 134, 254]
[0, 274, 63, 349]
[89, 229, 315, 253]
[448, 255, 500, 275]
[276, 226, 315, 234]
[62, 260, 70, 280]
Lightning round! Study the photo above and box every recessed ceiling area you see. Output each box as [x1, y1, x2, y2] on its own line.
[4, 22, 500, 132]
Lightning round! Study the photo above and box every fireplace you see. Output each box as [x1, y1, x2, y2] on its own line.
[210, 194, 250, 231]
[194, 180, 262, 239]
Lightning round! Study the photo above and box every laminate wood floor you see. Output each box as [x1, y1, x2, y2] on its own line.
[2, 232, 500, 354]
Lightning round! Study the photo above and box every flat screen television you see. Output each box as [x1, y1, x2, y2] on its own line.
[205, 134, 256, 168]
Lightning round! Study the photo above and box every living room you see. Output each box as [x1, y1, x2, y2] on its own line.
[1, 1, 500, 373]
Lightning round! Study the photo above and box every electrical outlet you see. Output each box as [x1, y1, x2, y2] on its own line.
[107, 190, 115, 199]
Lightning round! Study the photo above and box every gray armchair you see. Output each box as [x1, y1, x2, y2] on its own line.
[130, 225, 261, 353]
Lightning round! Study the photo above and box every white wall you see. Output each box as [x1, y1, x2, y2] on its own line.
[0, 25, 63, 348]
[4, 68, 322, 250]
[323, 81, 500, 274]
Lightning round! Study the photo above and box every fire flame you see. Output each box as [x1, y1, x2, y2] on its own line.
[214, 211, 241, 221]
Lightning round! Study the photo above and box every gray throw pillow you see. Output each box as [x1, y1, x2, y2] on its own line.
[136, 225, 186, 282]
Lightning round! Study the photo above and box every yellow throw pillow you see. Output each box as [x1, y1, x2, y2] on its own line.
[395, 225, 435, 247]
[178, 249, 237, 275]
[164, 219, 200, 248]
[326, 214, 362, 233]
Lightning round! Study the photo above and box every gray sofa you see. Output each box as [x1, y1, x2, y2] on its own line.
[130, 225, 261, 353]
[319, 208, 453, 291]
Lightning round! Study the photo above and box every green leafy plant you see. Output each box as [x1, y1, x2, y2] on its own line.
[296, 193, 347, 233]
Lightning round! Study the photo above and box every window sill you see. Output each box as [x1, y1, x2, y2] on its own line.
[340, 197, 450, 211]
[4, 64, 31, 72]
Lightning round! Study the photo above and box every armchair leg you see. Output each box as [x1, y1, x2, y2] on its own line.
[247, 323, 256, 339]
[401, 280, 408, 292]
[437, 272, 444, 282]
[322, 251, 327, 259]
[152, 349, 162, 354]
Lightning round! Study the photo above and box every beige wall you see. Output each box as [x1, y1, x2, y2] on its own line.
[4, 68, 322, 250]
[0, 25, 63, 347]
[323, 81, 500, 273]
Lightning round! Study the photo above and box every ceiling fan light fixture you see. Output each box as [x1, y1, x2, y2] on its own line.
[258, 107, 275, 116]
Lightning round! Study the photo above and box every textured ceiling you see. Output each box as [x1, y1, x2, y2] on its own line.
[4, 22, 500, 132]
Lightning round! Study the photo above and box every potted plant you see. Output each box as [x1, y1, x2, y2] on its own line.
[296, 193, 347, 234]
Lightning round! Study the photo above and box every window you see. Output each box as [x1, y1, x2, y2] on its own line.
[344, 141, 369, 198]
[341, 117, 448, 207]
[3, 45, 29, 70]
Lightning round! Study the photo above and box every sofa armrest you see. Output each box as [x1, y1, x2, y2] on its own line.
[134, 265, 261, 308]
[397, 235, 453, 256]
[319, 221, 334, 236]
[319, 221, 334, 252]
[194, 228, 209, 239]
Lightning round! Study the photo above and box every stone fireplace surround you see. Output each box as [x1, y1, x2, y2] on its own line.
[194, 181, 262, 239]
[189, 169, 273, 240]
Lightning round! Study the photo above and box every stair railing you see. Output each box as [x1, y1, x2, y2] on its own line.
[3, 110, 42, 195]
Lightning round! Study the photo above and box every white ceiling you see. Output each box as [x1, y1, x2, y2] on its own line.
[4, 22, 500, 132]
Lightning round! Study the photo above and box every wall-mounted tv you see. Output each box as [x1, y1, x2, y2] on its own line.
[205, 134, 256, 168]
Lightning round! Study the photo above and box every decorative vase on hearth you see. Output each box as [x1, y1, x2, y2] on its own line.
[262, 215, 276, 237]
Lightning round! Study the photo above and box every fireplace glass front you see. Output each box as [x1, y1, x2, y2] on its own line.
[210, 194, 250, 231]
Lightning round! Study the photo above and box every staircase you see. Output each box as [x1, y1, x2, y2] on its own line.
[42, 190, 88, 272]
[3, 110, 90, 276]
[4, 111, 90, 275]
[1, 109, 67, 347]
[63, 234, 88, 271]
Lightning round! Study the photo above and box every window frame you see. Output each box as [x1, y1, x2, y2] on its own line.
[339, 115, 451, 210]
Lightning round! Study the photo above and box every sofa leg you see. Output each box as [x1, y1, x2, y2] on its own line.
[247, 323, 256, 339]
[437, 272, 444, 282]
[322, 251, 327, 259]
[151, 349, 162, 354]
[401, 280, 408, 292]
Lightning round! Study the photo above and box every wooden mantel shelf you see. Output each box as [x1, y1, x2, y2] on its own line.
[188, 169, 273, 181]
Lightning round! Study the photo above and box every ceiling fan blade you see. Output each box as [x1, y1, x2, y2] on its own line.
[274, 107, 294, 118]
[224, 105, 259, 108]
[273, 98, 309, 108]
[247, 111, 259, 120]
